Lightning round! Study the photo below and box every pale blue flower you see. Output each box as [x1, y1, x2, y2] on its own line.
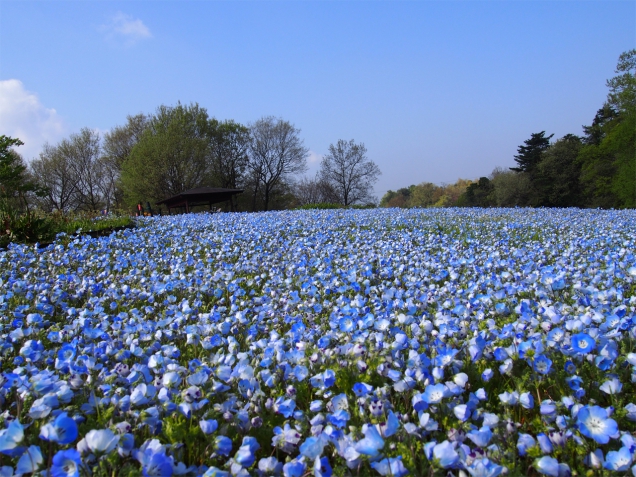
[577, 405, 618, 444]
[370, 456, 409, 476]
[432, 440, 459, 468]
[604, 446, 632, 472]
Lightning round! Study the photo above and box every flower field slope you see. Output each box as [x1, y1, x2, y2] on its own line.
[1, 208, 636, 477]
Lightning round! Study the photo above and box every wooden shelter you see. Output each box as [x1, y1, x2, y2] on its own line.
[156, 187, 243, 213]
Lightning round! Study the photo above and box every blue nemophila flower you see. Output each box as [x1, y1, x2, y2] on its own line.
[564, 360, 576, 374]
[534, 456, 568, 477]
[379, 410, 400, 437]
[51, 448, 81, 477]
[603, 446, 632, 471]
[235, 436, 260, 468]
[258, 457, 283, 475]
[432, 440, 459, 468]
[283, 458, 306, 477]
[599, 377, 622, 395]
[78, 429, 119, 455]
[453, 404, 472, 422]
[327, 409, 350, 428]
[465, 458, 505, 477]
[214, 436, 233, 456]
[199, 419, 218, 435]
[299, 436, 326, 460]
[352, 382, 373, 397]
[537, 433, 554, 454]
[272, 424, 302, 453]
[519, 392, 534, 409]
[467, 427, 493, 448]
[576, 405, 618, 444]
[498, 391, 519, 406]
[314, 456, 332, 477]
[482, 368, 494, 382]
[310, 369, 336, 389]
[517, 434, 536, 456]
[16, 445, 43, 475]
[275, 397, 297, 418]
[0, 420, 24, 456]
[370, 456, 409, 476]
[533, 355, 552, 374]
[39, 412, 78, 444]
[570, 333, 596, 354]
[355, 424, 384, 457]
[421, 383, 447, 404]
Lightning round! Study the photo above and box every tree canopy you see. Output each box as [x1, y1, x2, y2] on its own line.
[318, 139, 381, 206]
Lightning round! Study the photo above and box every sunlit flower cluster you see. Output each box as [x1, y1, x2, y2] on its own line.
[0, 208, 635, 476]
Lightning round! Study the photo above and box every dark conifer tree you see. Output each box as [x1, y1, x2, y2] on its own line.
[510, 131, 554, 174]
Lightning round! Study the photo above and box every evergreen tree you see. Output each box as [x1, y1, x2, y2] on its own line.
[510, 131, 554, 174]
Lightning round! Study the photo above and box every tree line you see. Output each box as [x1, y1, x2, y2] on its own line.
[382, 49, 635, 209]
[2, 108, 381, 214]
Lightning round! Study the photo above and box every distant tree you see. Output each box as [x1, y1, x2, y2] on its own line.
[379, 186, 413, 208]
[103, 114, 149, 169]
[409, 182, 438, 208]
[63, 128, 105, 211]
[489, 168, 533, 207]
[605, 49, 636, 207]
[510, 131, 554, 174]
[31, 143, 80, 212]
[248, 117, 308, 211]
[461, 177, 495, 207]
[102, 114, 149, 210]
[318, 139, 381, 206]
[536, 134, 583, 207]
[582, 106, 618, 146]
[210, 120, 250, 210]
[578, 50, 636, 208]
[121, 103, 215, 207]
[295, 175, 337, 206]
[30, 129, 106, 212]
[0, 135, 42, 211]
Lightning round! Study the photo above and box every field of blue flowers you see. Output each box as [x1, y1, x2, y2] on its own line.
[1, 208, 636, 477]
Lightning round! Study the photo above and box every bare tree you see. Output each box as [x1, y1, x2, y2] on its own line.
[318, 139, 381, 206]
[30, 129, 107, 212]
[31, 143, 80, 212]
[248, 117, 308, 211]
[295, 175, 338, 206]
[210, 120, 250, 210]
[62, 128, 104, 211]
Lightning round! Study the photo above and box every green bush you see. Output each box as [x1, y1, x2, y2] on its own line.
[0, 204, 135, 247]
[297, 203, 343, 210]
[0, 200, 55, 247]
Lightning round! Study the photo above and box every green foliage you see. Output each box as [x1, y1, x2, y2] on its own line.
[0, 199, 56, 247]
[578, 50, 636, 209]
[536, 134, 583, 207]
[381, 180, 473, 208]
[510, 131, 553, 174]
[121, 102, 216, 207]
[461, 176, 495, 207]
[296, 202, 343, 209]
[0, 206, 133, 247]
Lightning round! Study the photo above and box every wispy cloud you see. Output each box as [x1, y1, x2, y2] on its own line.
[307, 150, 323, 165]
[0, 79, 66, 160]
[101, 12, 152, 47]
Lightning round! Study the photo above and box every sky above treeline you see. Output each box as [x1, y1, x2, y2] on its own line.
[1, 1, 634, 199]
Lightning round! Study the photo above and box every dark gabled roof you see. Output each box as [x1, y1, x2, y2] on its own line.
[156, 187, 244, 207]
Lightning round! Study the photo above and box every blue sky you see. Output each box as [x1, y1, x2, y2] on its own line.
[1, 1, 634, 199]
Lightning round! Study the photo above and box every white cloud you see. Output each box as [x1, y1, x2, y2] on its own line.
[0, 79, 66, 160]
[101, 12, 152, 46]
[307, 150, 323, 165]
